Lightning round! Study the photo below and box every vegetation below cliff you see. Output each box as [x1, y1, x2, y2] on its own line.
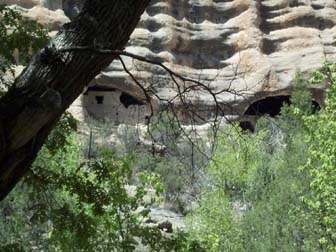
[1, 65, 336, 252]
[1, 5, 336, 252]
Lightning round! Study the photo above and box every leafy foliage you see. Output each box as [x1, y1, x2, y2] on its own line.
[303, 62, 336, 251]
[110, 111, 211, 213]
[0, 4, 49, 93]
[184, 77, 322, 252]
[1, 6, 336, 250]
[0, 120, 176, 252]
[186, 188, 242, 252]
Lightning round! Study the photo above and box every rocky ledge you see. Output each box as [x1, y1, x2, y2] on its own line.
[2, 0, 336, 125]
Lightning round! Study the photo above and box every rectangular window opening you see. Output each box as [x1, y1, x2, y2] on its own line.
[95, 96, 104, 104]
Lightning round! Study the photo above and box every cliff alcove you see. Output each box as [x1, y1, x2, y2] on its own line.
[244, 95, 321, 117]
[244, 96, 291, 117]
[239, 121, 255, 132]
[1, 1, 336, 250]
[120, 92, 146, 108]
[240, 95, 321, 132]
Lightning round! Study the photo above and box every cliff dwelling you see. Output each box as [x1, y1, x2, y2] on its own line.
[82, 87, 151, 124]
[3, 0, 334, 130]
[1, 0, 336, 249]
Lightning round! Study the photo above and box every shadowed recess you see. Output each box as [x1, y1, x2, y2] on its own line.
[120, 92, 145, 108]
[244, 95, 320, 117]
[239, 121, 255, 132]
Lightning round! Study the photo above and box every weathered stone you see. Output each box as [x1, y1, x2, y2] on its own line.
[1, 0, 40, 8]
[89, 0, 336, 123]
[2, 0, 71, 31]
[17, 5, 69, 30]
[3, 0, 336, 124]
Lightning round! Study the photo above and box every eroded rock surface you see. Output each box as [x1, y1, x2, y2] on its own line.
[90, 0, 336, 123]
[1, 1, 68, 31]
[2, 0, 336, 124]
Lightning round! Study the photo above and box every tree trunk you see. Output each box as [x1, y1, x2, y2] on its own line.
[0, 0, 150, 200]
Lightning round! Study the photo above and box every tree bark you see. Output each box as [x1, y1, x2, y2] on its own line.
[0, 0, 150, 200]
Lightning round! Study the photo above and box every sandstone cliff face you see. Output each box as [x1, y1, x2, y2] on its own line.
[87, 0, 336, 123]
[0, 0, 68, 33]
[2, 0, 336, 124]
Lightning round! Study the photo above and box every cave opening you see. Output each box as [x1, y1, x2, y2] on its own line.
[95, 96, 104, 105]
[239, 121, 255, 133]
[244, 96, 291, 117]
[120, 92, 145, 108]
[244, 95, 321, 117]
[240, 95, 321, 132]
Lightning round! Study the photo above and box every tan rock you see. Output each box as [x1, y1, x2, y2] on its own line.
[15, 5, 69, 30]
[3, 0, 336, 124]
[0, 0, 40, 8]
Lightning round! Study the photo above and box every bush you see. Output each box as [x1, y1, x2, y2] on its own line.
[0, 122, 174, 251]
[0, 5, 49, 94]
[302, 62, 336, 251]
[185, 77, 321, 252]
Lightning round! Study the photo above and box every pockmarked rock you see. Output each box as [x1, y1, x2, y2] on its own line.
[4, 0, 336, 124]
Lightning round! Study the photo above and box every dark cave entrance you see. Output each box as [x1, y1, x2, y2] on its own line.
[244, 95, 320, 117]
[244, 96, 291, 117]
[120, 92, 145, 108]
[240, 95, 321, 132]
[239, 121, 255, 133]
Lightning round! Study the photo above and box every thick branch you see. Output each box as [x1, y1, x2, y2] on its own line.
[0, 0, 150, 200]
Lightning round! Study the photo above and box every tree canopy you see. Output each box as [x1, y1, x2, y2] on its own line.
[0, 0, 150, 200]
